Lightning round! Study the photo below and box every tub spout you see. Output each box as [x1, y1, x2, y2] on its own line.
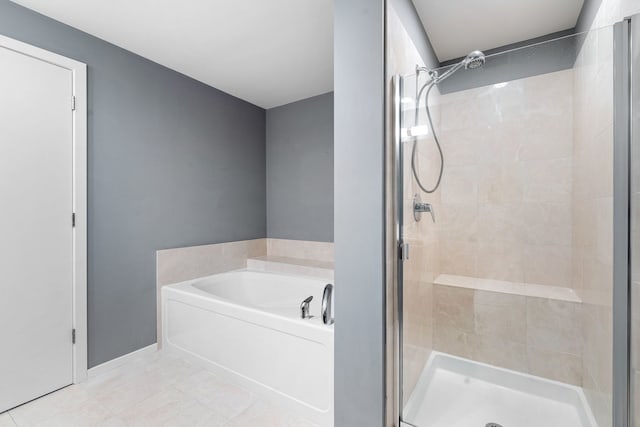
[300, 295, 313, 319]
[322, 284, 334, 325]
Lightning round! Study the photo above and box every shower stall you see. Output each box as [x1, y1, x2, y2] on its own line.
[388, 11, 640, 427]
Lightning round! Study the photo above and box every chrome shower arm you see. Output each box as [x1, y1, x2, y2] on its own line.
[432, 61, 464, 83]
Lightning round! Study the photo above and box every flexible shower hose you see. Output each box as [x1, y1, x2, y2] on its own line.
[411, 80, 444, 194]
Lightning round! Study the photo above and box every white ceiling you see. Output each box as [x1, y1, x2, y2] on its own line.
[11, 0, 333, 109]
[412, 0, 585, 62]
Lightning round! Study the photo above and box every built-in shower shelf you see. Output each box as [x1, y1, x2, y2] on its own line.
[246, 255, 334, 281]
[434, 274, 581, 303]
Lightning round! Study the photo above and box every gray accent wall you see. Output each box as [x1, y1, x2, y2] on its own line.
[437, 30, 580, 94]
[0, 0, 266, 367]
[334, 0, 386, 426]
[266, 93, 334, 242]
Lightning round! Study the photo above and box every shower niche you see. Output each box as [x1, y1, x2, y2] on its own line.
[394, 25, 619, 427]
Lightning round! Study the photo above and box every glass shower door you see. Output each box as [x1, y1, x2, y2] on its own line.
[397, 25, 618, 427]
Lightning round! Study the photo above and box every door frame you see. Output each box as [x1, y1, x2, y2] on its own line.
[0, 34, 87, 383]
[612, 15, 633, 427]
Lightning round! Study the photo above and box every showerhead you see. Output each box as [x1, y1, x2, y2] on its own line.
[418, 49, 486, 84]
[464, 50, 486, 69]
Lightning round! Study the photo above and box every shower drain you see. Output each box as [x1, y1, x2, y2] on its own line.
[485, 424, 503, 427]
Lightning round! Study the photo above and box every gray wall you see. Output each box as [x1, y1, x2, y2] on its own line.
[266, 93, 334, 242]
[0, 0, 266, 367]
[334, 0, 386, 425]
[437, 29, 579, 94]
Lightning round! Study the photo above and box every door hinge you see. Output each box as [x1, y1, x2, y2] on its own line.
[72, 212, 76, 227]
[71, 96, 76, 111]
[72, 328, 76, 344]
[399, 242, 410, 261]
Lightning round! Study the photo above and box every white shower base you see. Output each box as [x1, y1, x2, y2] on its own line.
[402, 352, 597, 427]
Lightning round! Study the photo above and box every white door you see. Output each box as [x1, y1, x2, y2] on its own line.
[0, 45, 74, 412]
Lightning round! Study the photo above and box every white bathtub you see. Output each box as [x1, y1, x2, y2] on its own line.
[161, 269, 334, 426]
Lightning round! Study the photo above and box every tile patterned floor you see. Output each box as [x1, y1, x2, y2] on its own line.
[0, 351, 317, 427]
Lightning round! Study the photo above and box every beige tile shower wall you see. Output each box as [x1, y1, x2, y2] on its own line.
[155, 239, 267, 345]
[572, 25, 614, 427]
[432, 70, 574, 287]
[401, 100, 441, 399]
[591, 0, 640, 29]
[432, 283, 583, 386]
[402, 117, 441, 402]
[386, 2, 437, 407]
[401, 182, 439, 406]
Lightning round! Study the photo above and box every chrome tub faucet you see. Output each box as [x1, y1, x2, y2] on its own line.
[300, 295, 313, 319]
[322, 284, 333, 325]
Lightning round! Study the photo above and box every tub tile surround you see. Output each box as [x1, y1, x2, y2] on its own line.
[157, 239, 267, 287]
[0, 351, 317, 427]
[247, 256, 334, 281]
[156, 238, 334, 345]
[266, 238, 334, 263]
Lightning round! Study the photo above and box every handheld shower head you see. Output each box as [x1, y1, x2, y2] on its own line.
[464, 50, 486, 69]
[418, 49, 486, 84]
[411, 49, 487, 194]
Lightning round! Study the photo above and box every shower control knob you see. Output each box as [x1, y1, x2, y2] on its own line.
[413, 195, 435, 223]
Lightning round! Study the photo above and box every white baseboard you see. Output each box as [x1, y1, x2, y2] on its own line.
[88, 343, 158, 379]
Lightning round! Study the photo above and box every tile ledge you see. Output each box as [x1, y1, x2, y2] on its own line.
[434, 274, 582, 303]
[248, 255, 334, 270]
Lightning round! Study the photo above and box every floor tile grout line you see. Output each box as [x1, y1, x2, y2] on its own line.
[2, 351, 318, 427]
[108, 383, 172, 418]
[224, 393, 256, 424]
[7, 411, 18, 427]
